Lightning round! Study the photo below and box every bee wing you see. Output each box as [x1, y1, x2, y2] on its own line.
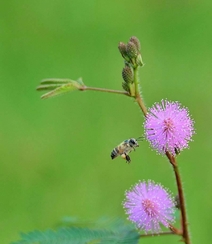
[119, 142, 130, 154]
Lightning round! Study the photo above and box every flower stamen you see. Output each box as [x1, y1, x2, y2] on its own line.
[142, 199, 158, 217]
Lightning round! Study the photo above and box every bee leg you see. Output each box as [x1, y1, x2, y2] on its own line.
[131, 146, 136, 151]
[125, 154, 131, 163]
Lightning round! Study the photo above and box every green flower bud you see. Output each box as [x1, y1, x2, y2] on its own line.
[122, 82, 130, 93]
[126, 41, 138, 59]
[129, 36, 141, 52]
[122, 66, 134, 84]
[136, 54, 144, 67]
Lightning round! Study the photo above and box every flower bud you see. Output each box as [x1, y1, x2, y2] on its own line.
[129, 36, 141, 52]
[136, 54, 144, 66]
[126, 41, 138, 59]
[122, 66, 134, 84]
[118, 42, 130, 62]
[122, 82, 130, 93]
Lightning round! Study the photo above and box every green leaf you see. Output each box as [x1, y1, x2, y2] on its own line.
[12, 218, 140, 244]
[76, 77, 84, 86]
[40, 78, 74, 85]
[37, 78, 85, 99]
[36, 84, 63, 91]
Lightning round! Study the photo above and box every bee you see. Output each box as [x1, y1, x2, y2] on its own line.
[111, 137, 143, 163]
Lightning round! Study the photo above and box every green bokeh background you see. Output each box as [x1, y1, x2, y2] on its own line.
[1, 1, 211, 243]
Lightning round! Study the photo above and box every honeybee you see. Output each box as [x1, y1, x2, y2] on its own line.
[111, 137, 143, 163]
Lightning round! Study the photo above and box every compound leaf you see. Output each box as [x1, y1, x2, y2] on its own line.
[36, 78, 85, 99]
[12, 218, 139, 244]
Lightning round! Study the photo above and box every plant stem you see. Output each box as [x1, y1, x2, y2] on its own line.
[133, 67, 147, 116]
[80, 86, 130, 96]
[133, 66, 191, 243]
[166, 152, 191, 244]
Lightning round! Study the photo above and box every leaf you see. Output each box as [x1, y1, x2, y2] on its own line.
[36, 84, 63, 91]
[36, 78, 85, 99]
[76, 77, 84, 86]
[12, 218, 140, 244]
[40, 83, 79, 99]
[40, 78, 74, 85]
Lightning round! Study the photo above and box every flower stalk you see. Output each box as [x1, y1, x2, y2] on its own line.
[166, 152, 191, 244]
[133, 66, 147, 116]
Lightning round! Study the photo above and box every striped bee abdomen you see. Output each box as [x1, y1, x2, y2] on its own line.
[111, 147, 119, 159]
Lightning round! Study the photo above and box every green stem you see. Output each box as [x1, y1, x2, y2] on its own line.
[133, 66, 147, 116]
[166, 152, 191, 244]
[134, 66, 140, 97]
[80, 86, 130, 96]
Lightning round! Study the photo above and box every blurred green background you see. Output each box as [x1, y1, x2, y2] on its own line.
[1, 1, 211, 243]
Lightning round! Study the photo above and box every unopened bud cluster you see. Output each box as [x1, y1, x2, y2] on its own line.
[118, 36, 143, 69]
[118, 36, 143, 95]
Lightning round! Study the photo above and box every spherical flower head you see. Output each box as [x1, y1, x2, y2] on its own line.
[144, 100, 195, 155]
[123, 180, 175, 233]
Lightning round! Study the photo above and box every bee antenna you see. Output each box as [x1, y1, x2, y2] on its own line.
[136, 136, 144, 141]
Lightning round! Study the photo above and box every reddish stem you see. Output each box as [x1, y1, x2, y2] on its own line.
[166, 152, 191, 244]
[134, 88, 191, 244]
